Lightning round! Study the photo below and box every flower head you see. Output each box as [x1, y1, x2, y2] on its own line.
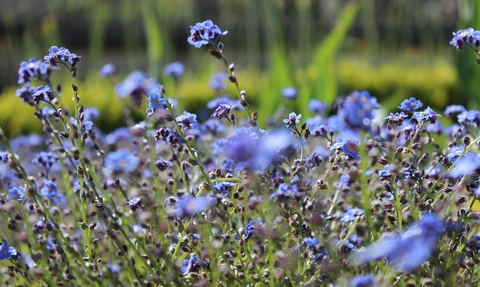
[398, 97, 423, 113]
[32, 85, 55, 104]
[349, 274, 377, 287]
[281, 87, 297, 99]
[163, 61, 185, 78]
[340, 207, 365, 222]
[450, 27, 480, 51]
[212, 103, 234, 120]
[18, 58, 49, 85]
[176, 196, 209, 218]
[410, 107, 441, 124]
[44, 46, 81, 65]
[283, 112, 302, 128]
[6, 186, 25, 202]
[350, 213, 444, 271]
[187, 20, 228, 48]
[269, 183, 300, 199]
[309, 99, 329, 114]
[128, 196, 143, 211]
[114, 71, 161, 107]
[339, 90, 378, 130]
[155, 157, 173, 172]
[99, 63, 115, 78]
[0, 242, 18, 260]
[105, 149, 140, 174]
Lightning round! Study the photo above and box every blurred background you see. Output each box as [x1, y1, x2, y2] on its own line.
[0, 0, 479, 137]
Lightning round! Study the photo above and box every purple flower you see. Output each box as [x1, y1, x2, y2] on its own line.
[163, 61, 185, 78]
[6, 186, 25, 202]
[0, 242, 18, 260]
[187, 20, 228, 48]
[340, 207, 365, 222]
[283, 112, 302, 128]
[212, 103, 234, 120]
[243, 220, 263, 240]
[398, 97, 423, 113]
[350, 213, 444, 271]
[44, 46, 81, 65]
[99, 63, 115, 78]
[17, 58, 49, 85]
[155, 157, 173, 172]
[105, 149, 140, 173]
[281, 87, 297, 99]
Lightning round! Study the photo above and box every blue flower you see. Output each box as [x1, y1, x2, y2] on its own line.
[128, 196, 143, 211]
[281, 87, 297, 99]
[163, 61, 185, 77]
[208, 72, 228, 90]
[40, 180, 62, 203]
[269, 183, 300, 199]
[444, 105, 466, 118]
[99, 63, 115, 78]
[212, 103, 234, 120]
[339, 90, 378, 130]
[176, 111, 198, 128]
[450, 27, 480, 51]
[207, 96, 242, 110]
[283, 112, 302, 128]
[0, 242, 18, 260]
[6, 186, 25, 202]
[32, 85, 55, 103]
[44, 46, 81, 65]
[303, 237, 320, 248]
[349, 274, 376, 287]
[187, 20, 228, 48]
[458, 110, 480, 127]
[331, 139, 359, 160]
[181, 254, 199, 275]
[105, 149, 140, 173]
[398, 97, 423, 113]
[385, 112, 407, 127]
[308, 99, 328, 114]
[410, 107, 441, 124]
[0, 151, 10, 163]
[17, 58, 49, 85]
[350, 213, 444, 271]
[69, 117, 93, 132]
[243, 220, 262, 240]
[114, 71, 161, 107]
[146, 90, 168, 118]
[176, 196, 209, 218]
[155, 157, 173, 172]
[340, 207, 365, 222]
[46, 238, 57, 250]
[15, 86, 36, 106]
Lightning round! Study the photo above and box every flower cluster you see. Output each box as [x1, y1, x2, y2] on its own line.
[2, 23, 480, 287]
